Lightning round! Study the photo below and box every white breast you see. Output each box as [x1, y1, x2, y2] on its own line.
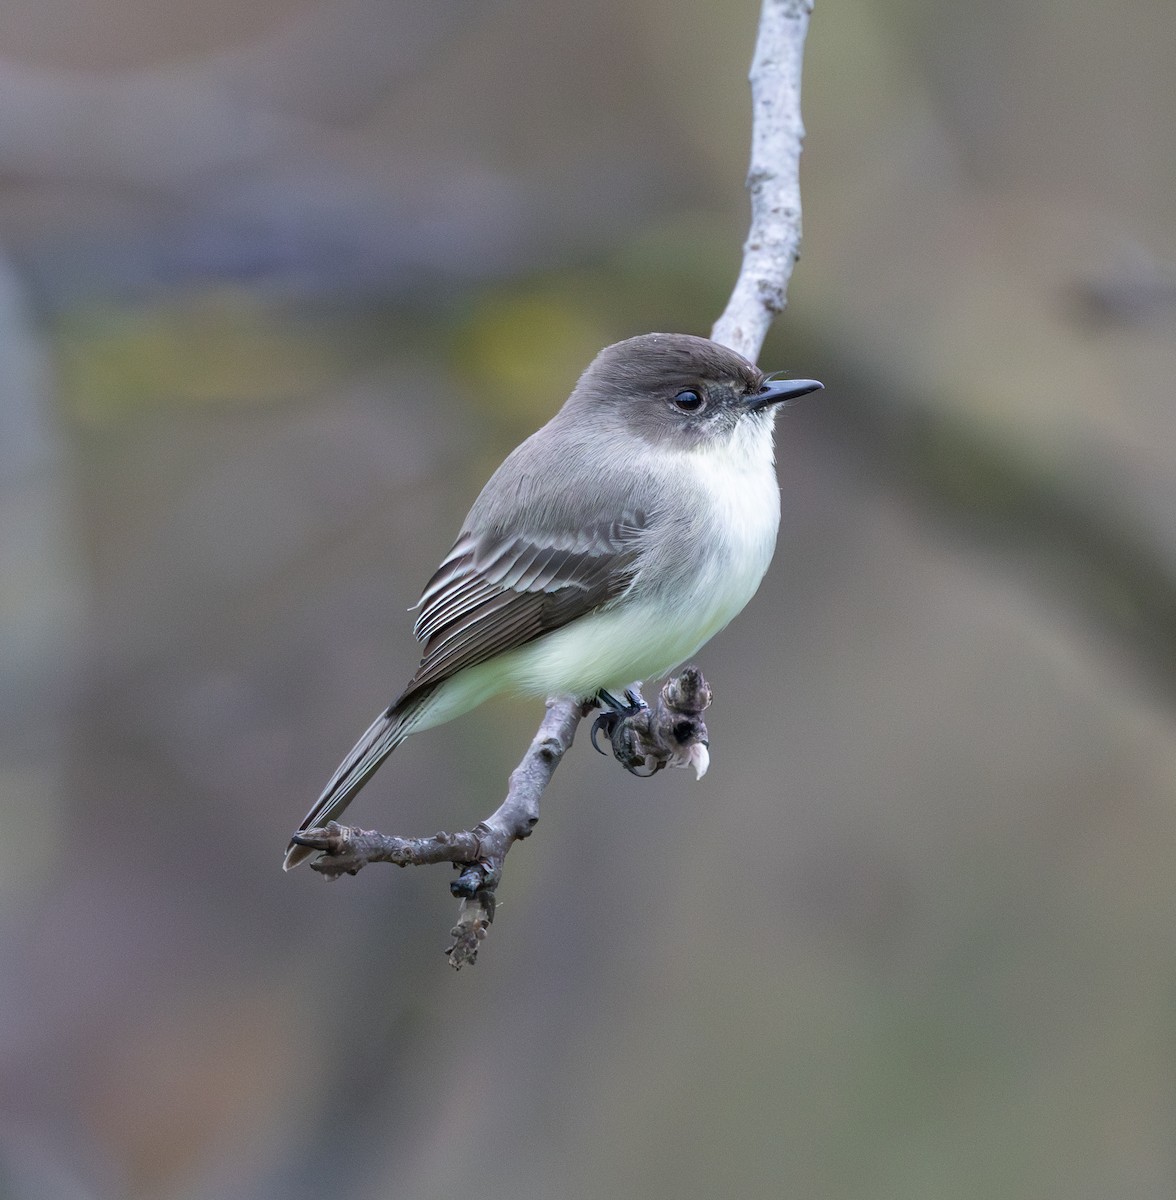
[672, 416, 781, 636]
[689, 416, 781, 584]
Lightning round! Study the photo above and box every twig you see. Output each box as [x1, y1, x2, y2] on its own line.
[298, 0, 815, 966]
[711, 0, 815, 363]
[296, 673, 714, 968]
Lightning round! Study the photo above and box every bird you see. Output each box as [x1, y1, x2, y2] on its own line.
[284, 332, 822, 868]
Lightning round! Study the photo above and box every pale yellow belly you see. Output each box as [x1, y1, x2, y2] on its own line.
[405, 572, 764, 737]
[507, 588, 749, 696]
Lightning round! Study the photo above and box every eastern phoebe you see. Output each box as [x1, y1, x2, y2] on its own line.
[284, 332, 821, 868]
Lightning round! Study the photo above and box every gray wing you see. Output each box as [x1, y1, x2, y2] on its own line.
[396, 511, 647, 704]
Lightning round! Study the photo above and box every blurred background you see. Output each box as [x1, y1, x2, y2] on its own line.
[2, 0, 1176, 1196]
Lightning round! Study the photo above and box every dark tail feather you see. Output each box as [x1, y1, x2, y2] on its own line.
[283, 701, 416, 870]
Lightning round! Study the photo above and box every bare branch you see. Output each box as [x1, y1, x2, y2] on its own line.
[297, 0, 814, 966]
[295, 676, 712, 967]
[711, 0, 816, 363]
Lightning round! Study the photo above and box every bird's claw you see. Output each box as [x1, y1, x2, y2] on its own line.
[591, 690, 660, 774]
[590, 708, 620, 754]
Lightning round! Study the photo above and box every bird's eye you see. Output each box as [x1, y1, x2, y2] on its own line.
[672, 389, 705, 413]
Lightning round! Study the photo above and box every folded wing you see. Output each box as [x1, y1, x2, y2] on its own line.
[399, 511, 647, 704]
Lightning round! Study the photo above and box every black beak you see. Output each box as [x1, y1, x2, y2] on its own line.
[747, 377, 824, 411]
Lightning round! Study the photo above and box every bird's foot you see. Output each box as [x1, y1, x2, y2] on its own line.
[591, 688, 661, 776]
[590, 688, 646, 751]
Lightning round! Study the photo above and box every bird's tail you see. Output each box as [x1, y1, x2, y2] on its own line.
[283, 695, 423, 870]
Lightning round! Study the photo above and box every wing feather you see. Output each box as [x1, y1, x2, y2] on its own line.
[396, 511, 647, 704]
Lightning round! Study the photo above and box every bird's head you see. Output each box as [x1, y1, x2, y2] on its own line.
[566, 332, 822, 449]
